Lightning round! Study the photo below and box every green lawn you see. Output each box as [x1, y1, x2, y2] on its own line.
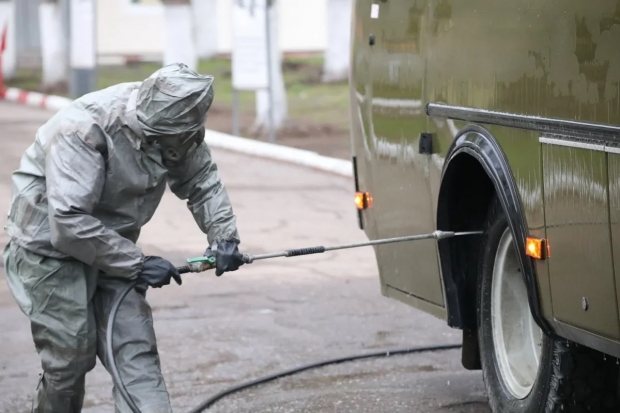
[5, 57, 350, 131]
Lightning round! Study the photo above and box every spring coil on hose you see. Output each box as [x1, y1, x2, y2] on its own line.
[177, 265, 191, 274]
[285, 246, 326, 257]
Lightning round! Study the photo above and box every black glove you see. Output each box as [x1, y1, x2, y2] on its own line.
[137, 256, 182, 289]
[205, 241, 245, 276]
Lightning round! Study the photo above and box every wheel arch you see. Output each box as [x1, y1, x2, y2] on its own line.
[436, 125, 553, 339]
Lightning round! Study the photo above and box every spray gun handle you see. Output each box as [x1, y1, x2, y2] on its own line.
[177, 254, 254, 275]
[176, 256, 217, 274]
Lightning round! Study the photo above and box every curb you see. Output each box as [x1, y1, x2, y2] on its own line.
[204, 130, 353, 178]
[0, 87, 72, 112]
[0, 86, 353, 179]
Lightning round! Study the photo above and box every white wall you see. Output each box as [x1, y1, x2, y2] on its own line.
[97, 0, 165, 61]
[98, 0, 327, 61]
[277, 0, 326, 52]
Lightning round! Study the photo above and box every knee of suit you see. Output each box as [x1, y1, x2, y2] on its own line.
[39, 344, 97, 390]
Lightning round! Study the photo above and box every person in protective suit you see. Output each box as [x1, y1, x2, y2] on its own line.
[3, 63, 245, 413]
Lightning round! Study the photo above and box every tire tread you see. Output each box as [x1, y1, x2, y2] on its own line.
[546, 342, 619, 413]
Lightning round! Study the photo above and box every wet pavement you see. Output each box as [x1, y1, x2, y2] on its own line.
[0, 102, 490, 413]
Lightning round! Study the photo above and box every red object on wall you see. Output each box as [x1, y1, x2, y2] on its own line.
[0, 22, 6, 89]
[0, 25, 6, 53]
[0, 22, 6, 54]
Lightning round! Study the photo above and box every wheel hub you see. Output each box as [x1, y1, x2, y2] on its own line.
[491, 229, 543, 400]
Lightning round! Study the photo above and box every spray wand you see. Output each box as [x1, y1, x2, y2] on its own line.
[177, 230, 483, 274]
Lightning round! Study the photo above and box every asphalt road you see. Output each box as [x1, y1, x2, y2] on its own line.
[0, 101, 490, 413]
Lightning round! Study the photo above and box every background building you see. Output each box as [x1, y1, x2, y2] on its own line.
[11, 0, 328, 67]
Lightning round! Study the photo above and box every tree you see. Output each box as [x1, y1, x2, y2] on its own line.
[322, 0, 352, 82]
[39, 0, 68, 89]
[162, 0, 197, 71]
[192, 0, 218, 60]
[252, 0, 287, 135]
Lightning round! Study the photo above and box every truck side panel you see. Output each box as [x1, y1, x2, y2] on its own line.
[351, 0, 620, 341]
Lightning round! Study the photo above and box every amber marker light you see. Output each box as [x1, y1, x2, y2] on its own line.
[526, 237, 548, 260]
[355, 192, 373, 210]
[365, 192, 374, 208]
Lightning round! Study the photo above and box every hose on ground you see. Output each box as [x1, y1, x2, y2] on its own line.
[187, 342, 462, 413]
[107, 283, 462, 413]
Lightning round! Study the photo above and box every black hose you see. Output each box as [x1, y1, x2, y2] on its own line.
[187, 343, 461, 413]
[105, 283, 142, 413]
[107, 284, 462, 413]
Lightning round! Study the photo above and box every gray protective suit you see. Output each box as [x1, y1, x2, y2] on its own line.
[3, 63, 239, 413]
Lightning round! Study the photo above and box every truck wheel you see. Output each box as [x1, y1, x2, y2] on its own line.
[478, 200, 620, 412]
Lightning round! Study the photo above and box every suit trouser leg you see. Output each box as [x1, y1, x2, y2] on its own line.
[4, 242, 98, 413]
[94, 277, 173, 413]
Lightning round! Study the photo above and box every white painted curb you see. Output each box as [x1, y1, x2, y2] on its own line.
[0, 86, 353, 178]
[205, 129, 353, 178]
[0, 87, 72, 112]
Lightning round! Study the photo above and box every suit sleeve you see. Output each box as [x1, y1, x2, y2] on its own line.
[167, 140, 240, 245]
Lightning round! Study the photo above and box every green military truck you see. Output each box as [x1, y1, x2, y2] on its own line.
[349, 0, 620, 411]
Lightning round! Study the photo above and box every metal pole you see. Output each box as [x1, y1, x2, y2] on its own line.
[232, 89, 240, 136]
[243, 231, 484, 263]
[264, 0, 276, 143]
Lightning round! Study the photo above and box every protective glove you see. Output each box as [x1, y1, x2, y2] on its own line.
[137, 256, 182, 289]
[205, 241, 245, 276]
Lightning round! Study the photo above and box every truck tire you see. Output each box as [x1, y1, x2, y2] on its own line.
[477, 199, 620, 412]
